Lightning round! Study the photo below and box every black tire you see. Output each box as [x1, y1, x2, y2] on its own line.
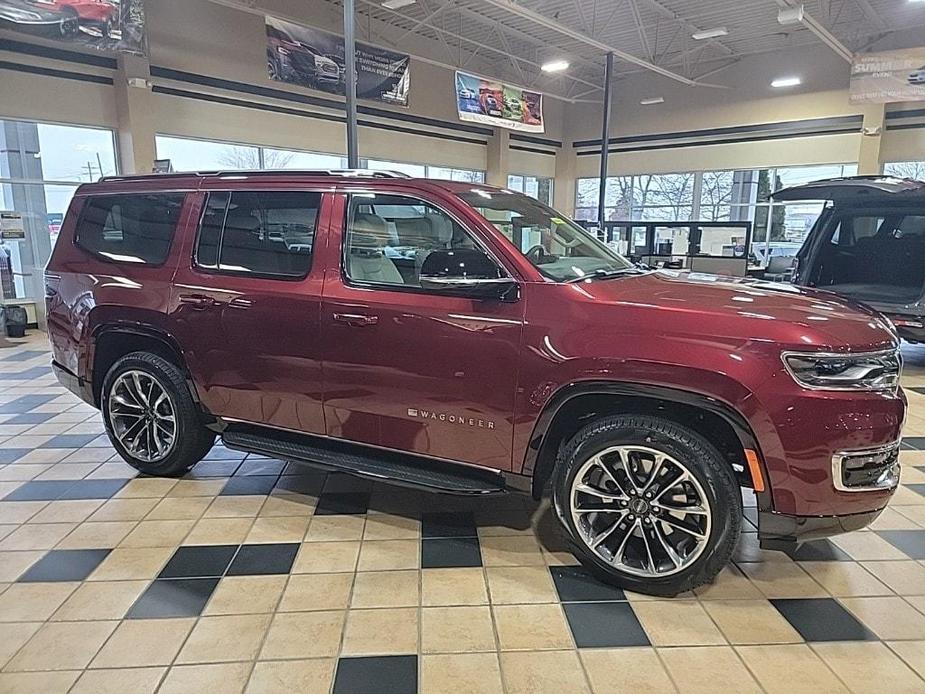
[101, 351, 214, 477]
[59, 8, 79, 37]
[552, 414, 742, 597]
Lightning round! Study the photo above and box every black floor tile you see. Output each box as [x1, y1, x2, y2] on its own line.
[274, 474, 325, 495]
[911, 387, 925, 396]
[0, 448, 30, 465]
[18, 549, 111, 582]
[909, 484, 925, 498]
[0, 367, 52, 380]
[902, 436, 925, 450]
[551, 565, 627, 602]
[421, 512, 478, 538]
[564, 602, 650, 648]
[3, 480, 79, 501]
[0, 349, 47, 362]
[41, 434, 100, 449]
[876, 530, 925, 559]
[333, 656, 417, 694]
[784, 539, 853, 562]
[219, 475, 280, 496]
[57, 479, 128, 500]
[421, 536, 482, 568]
[226, 543, 299, 575]
[0, 394, 57, 414]
[771, 598, 877, 642]
[127, 577, 220, 619]
[187, 459, 241, 478]
[204, 446, 248, 460]
[5, 413, 54, 426]
[158, 545, 239, 578]
[315, 491, 370, 515]
[235, 459, 287, 477]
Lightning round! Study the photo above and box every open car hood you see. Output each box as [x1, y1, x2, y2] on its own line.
[772, 176, 925, 203]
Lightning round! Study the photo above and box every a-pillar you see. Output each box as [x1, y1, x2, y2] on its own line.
[114, 54, 157, 175]
[857, 104, 886, 175]
[486, 127, 510, 188]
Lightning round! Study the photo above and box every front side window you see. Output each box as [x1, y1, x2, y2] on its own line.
[457, 189, 633, 282]
[344, 194, 500, 287]
[195, 190, 319, 278]
[77, 194, 186, 265]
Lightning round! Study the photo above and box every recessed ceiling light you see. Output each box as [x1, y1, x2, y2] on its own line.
[771, 76, 801, 88]
[382, 0, 416, 9]
[692, 26, 728, 40]
[640, 97, 665, 105]
[541, 59, 570, 73]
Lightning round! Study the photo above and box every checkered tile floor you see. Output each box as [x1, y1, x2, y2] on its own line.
[1, 334, 925, 693]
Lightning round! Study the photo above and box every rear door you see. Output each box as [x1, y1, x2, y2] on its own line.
[168, 184, 331, 433]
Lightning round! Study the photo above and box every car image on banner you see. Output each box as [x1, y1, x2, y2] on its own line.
[455, 71, 544, 133]
[0, 0, 145, 54]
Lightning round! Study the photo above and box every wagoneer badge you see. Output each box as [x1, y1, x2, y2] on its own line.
[407, 408, 495, 429]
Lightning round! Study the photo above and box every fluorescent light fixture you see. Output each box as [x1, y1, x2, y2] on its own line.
[541, 59, 570, 73]
[692, 26, 728, 40]
[640, 97, 665, 105]
[382, 0, 416, 9]
[771, 76, 801, 88]
[777, 6, 804, 24]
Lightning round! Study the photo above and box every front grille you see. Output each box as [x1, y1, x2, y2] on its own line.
[832, 443, 900, 492]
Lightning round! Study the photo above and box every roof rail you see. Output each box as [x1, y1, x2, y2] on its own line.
[97, 169, 413, 183]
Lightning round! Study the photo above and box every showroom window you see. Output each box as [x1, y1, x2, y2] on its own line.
[0, 118, 117, 310]
[507, 174, 553, 205]
[155, 135, 348, 171]
[367, 158, 485, 182]
[884, 161, 925, 179]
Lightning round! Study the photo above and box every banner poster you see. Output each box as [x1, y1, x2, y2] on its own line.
[0, 0, 146, 54]
[850, 48, 925, 103]
[455, 71, 544, 133]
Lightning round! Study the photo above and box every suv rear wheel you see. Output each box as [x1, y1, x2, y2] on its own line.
[101, 352, 215, 477]
[552, 414, 741, 596]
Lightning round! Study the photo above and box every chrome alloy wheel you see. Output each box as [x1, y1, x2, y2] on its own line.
[569, 445, 712, 578]
[107, 370, 177, 463]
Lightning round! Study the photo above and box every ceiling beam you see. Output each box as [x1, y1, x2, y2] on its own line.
[636, 0, 735, 57]
[775, 0, 854, 62]
[852, 0, 889, 32]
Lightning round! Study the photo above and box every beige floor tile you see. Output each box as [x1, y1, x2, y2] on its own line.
[659, 646, 762, 694]
[862, 560, 925, 595]
[88, 497, 159, 522]
[736, 644, 848, 694]
[0, 522, 76, 550]
[279, 572, 353, 611]
[183, 517, 254, 545]
[871, 507, 923, 530]
[304, 515, 365, 542]
[259, 610, 345, 659]
[70, 666, 165, 694]
[840, 596, 925, 639]
[6, 620, 118, 671]
[897, 505, 925, 526]
[176, 613, 272, 664]
[166, 479, 227, 497]
[0, 671, 81, 694]
[245, 516, 310, 544]
[0, 622, 41, 668]
[0, 581, 78, 621]
[422, 653, 504, 694]
[908, 594, 925, 615]
[500, 650, 590, 694]
[0, 550, 44, 582]
[88, 546, 174, 580]
[292, 541, 360, 573]
[422, 605, 496, 653]
[694, 565, 764, 599]
[51, 580, 149, 621]
[422, 567, 489, 606]
[812, 641, 925, 694]
[204, 575, 287, 615]
[480, 535, 545, 566]
[798, 560, 892, 597]
[56, 521, 136, 549]
[493, 604, 572, 650]
[159, 662, 252, 694]
[118, 519, 195, 547]
[351, 569, 419, 608]
[204, 496, 266, 518]
[485, 565, 558, 604]
[357, 539, 420, 571]
[87, 462, 139, 479]
[631, 600, 726, 646]
[702, 599, 801, 644]
[580, 647, 677, 694]
[737, 562, 827, 598]
[888, 640, 925, 678]
[91, 618, 195, 668]
[145, 496, 212, 520]
[831, 531, 910, 560]
[362, 513, 420, 540]
[28, 499, 104, 524]
[36, 462, 100, 481]
[0, 501, 47, 524]
[245, 658, 335, 694]
[115, 477, 178, 499]
[343, 607, 419, 655]
[0, 464, 52, 481]
[258, 493, 316, 517]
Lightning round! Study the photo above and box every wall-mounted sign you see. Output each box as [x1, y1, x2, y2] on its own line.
[0, 0, 146, 55]
[850, 48, 925, 104]
[455, 71, 544, 133]
[0, 211, 25, 240]
[265, 16, 410, 107]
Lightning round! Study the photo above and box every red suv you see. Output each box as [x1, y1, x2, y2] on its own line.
[45, 170, 905, 595]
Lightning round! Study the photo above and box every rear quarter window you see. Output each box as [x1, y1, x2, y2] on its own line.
[76, 193, 186, 265]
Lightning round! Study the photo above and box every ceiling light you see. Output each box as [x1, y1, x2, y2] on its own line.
[640, 97, 665, 105]
[382, 0, 416, 9]
[771, 76, 801, 88]
[541, 59, 570, 73]
[692, 26, 728, 40]
[777, 6, 804, 24]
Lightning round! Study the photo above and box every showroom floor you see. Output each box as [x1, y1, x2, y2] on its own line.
[0, 335, 924, 693]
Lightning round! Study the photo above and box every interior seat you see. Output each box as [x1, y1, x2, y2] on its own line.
[349, 212, 404, 284]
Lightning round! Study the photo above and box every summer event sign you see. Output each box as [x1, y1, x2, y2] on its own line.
[455, 71, 544, 133]
[850, 48, 925, 104]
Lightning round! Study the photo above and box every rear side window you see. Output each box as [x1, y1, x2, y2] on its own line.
[76, 194, 186, 265]
[195, 191, 319, 278]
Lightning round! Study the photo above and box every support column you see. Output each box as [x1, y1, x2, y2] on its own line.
[114, 54, 156, 174]
[857, 104, 886, 175]
[486, 128, 510, 187]
[553, 145, 577, 215]
[343, 0, 359, 167]
[597, 52, 614, 230]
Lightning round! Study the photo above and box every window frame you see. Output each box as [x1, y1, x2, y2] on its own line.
[192, 189, 323, 281]
[339, 191, 513, 295]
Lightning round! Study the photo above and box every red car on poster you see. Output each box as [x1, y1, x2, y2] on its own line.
[37, 0, 118, 37]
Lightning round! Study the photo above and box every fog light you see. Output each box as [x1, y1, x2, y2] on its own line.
[832, 443, 900, 492]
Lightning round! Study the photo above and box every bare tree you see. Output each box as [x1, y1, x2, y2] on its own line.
[700, 171, 734, 221]
[884, 161, 925, 180]
[216, 146, 295, 170]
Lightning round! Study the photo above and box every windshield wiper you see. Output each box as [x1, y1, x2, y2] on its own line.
[564, 267, 644, 283]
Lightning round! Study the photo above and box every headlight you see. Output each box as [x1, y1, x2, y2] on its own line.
[781, 349, 901, 391]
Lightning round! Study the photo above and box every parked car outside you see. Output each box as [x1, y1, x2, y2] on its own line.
[0, 0, 79, 36]
[46, 170, 905, 595]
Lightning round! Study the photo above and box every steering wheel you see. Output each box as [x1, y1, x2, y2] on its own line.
[525, 244, 548, 262]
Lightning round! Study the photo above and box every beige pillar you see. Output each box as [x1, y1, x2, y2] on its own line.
[114, 54, 157, 174]
[857, 104, 886, 175]
[553, 145, 577, 215]
[486, 128, 510, 187]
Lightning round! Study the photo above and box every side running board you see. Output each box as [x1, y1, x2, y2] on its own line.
[222, 425, 507, 495]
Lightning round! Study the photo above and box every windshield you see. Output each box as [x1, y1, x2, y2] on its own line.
[457, 189, 633, 282]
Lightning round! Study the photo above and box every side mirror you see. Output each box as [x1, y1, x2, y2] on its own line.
[419, 248, 518, 301]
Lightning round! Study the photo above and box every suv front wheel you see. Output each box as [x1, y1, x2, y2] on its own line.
[101, 352, 215, 477]
[553, 414, 742, 596]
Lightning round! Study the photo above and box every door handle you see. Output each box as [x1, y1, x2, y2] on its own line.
[178, 294, 220, 310]
[333, 312, 379, 327]
[227, 298, 252, 310]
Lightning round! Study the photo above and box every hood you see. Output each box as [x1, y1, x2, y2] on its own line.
[573, 270, 898, 352]
[772, 175, 925, 203]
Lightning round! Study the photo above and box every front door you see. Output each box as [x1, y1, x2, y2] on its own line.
[320, 190, 524, 471]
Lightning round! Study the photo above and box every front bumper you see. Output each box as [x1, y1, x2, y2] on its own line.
[758, 506, 886, 549]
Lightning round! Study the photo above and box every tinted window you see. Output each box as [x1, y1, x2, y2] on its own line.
[77, 194, 185, 264]
[196, 191, 319, 278]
